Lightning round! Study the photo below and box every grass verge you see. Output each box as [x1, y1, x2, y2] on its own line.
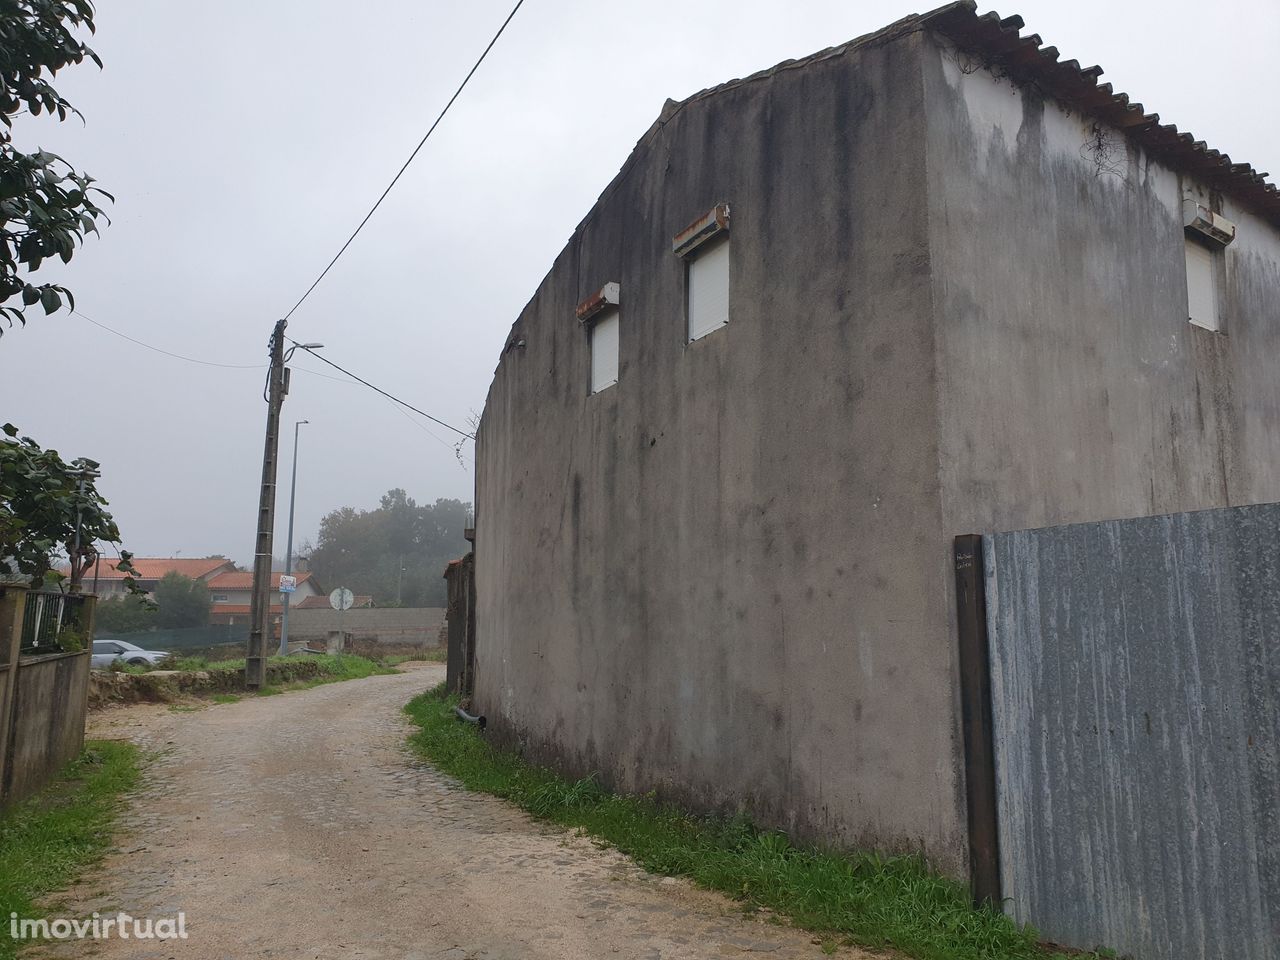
[0, 741, 142, 960]
[382, 647, 447, 666]
[92, 654, 398, 710]
[404, 689, 1105, 960]
[170, 653, 398, 687]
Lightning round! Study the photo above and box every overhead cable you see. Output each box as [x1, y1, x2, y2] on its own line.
[279, 0, 527, 323]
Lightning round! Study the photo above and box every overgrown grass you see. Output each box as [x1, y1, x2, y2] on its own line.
[380, 648, 447, 666]
[107, 662, 149, 675]
[269, 654, 394, 689]
[170, 653, 395, 692]
[404, 690, 1106, 960]
[0, 741, 141, 960]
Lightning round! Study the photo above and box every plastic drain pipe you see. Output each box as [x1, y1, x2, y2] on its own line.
[454, 706, 487, 729]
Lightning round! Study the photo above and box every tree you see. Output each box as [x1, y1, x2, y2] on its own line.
[153, 572, 209, 629]
[309, 491, 471, 607]
[0, 422, 132, 588]
[93, 593, 154, 634]
[1, 0, 111, 332]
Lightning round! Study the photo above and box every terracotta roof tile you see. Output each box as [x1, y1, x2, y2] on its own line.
[917, 2, 1279, 225]
[69, 557, 236, 581]
[207, 571, 315, 592]
[582, 3, 1278, 238]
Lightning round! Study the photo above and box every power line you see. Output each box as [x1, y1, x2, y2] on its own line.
[291, 363, 363, 386]
[74, 310, 265, 369]
[385, 395, 455, 452]
[280, 0, 527, 323]
[70, 306, 469, 443]
[288, 339, 475, 440]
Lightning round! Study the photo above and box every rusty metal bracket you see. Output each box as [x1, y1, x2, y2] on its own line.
[575, 282, 621, 324]
[672, 203, 730, 258]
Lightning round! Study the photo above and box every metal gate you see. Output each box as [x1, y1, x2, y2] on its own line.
[956, 503, 1280, 959]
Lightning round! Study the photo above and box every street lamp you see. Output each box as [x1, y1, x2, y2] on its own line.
[278, 419, 309, 655]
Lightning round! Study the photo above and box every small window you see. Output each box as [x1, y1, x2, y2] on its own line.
[687, 238, 730, 342]
[589, 310, 619, 394]
[92, 642, 113, 655]
[1184, 238, 1219, 331]
[212, 594, 229, 603]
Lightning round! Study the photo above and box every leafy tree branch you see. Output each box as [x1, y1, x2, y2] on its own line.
[0, 422, 133, 589]
[0, 0, 110, 333]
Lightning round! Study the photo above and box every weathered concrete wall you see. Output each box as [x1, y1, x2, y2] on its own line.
[3, 651, 89, 806]
[921, 36, 1280, 535]
[920, 39, 1280, 949]
[477, 30, 969, 872]
[286, 608, 446, 646]
[474, 23, 1280, 885]
[984, 504, 1280, 960]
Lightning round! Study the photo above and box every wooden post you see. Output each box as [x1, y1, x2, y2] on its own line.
[463, 552, 476, 698]
[0, 585, 29, 804]
[954, 535, 1002, 908]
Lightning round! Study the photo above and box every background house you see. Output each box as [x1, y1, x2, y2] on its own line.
[207, 571, 324, 626]
[69, 557, 236, 599]
[471, 0, 1280, 945]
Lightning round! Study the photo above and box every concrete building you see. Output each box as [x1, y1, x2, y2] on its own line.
[472, 0, 1280, 881]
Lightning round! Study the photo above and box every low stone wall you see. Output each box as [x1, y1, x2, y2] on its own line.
[3, 650, 89, 806]
[88, 659, 334, 709]
[286, 607, 446, 646]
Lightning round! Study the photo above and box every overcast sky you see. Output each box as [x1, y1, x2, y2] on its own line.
[1, 0, 1276, 562]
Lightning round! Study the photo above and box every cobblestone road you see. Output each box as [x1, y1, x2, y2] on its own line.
[35, 663, 866, 960]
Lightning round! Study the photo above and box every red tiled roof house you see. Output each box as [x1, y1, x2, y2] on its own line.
[207, 571, 324, 625]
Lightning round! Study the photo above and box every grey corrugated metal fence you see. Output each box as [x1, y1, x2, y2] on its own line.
[982, 504, 1279, 959]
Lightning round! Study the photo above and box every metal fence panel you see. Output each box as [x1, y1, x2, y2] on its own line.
[95, 624, 249, 652]
[984, 504, 1279, 960]
[20, 592, 91, 656]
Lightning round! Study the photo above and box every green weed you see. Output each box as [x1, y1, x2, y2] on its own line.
[404, 690, 1106, 960]
[0, 742, 142, 960]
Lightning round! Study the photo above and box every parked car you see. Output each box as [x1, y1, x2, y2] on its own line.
[90, 639, 170, 669]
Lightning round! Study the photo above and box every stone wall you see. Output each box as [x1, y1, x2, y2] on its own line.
[286, 608, 446, 646]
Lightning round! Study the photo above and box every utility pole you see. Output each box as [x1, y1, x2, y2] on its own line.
[246, 320, 289, 689]
[278, 419, 309, 656]
[67, 465, 101, 595]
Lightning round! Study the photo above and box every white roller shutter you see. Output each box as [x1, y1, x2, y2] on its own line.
[590, 311, 619, 393]
[687, 239, 730, 342]
[1184, 239, 1219, 331]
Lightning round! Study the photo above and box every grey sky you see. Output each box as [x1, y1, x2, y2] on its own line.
[1, 0, 1276, 561]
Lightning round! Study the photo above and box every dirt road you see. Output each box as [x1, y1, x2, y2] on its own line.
[37, 664, 864, 959]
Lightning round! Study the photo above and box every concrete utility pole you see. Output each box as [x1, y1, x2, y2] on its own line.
[67, 465, 101, 595]
[246, 320, 289, 689]
[278, 419, 309, 656]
